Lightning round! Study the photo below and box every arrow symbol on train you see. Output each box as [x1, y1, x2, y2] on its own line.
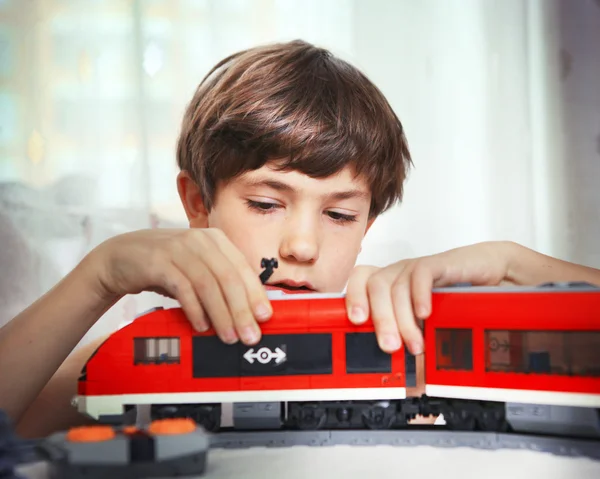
[272, 347, 286, 363]
[243, 346, 287, 364]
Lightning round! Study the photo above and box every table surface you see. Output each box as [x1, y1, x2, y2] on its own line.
[18, 445, 600, 479]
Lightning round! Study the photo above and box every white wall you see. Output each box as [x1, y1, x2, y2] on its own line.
[556, 0, 600, 268]
[353, 0, 535, 263]
[354, 0, 600, 268]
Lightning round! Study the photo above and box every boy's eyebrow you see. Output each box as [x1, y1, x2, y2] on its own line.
[241, 178, 369, 201]
[325, 189, 370, 201]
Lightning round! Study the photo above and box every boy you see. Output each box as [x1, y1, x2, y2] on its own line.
[1, 40, 599, 438]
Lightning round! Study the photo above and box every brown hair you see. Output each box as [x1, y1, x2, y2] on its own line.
[176, 40, 412, 218]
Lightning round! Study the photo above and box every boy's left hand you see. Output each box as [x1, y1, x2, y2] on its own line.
[345, 242, 512, 355]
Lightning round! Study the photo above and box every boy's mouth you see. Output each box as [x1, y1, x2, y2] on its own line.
[265, 281, 315, 294]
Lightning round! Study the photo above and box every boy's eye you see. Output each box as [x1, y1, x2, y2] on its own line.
[246, 199, 280, 212]
[246, 199, 357, 224]
[327, 211, 357, 224]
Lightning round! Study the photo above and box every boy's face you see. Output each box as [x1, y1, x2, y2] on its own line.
[178, 161, 375, 292]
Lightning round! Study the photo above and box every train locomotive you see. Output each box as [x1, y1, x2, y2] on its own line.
[72, 260, 600, 440]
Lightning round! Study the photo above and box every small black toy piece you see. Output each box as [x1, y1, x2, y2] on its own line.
[259, 257, 278, 284]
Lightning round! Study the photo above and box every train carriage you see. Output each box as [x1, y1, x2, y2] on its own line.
[74, 283, 600, 438]
[425, 284, 600, 407]
[422, 283, 600, 433]
[76, 292, 414, 431]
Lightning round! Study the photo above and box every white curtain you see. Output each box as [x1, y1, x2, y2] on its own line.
[1, 0, 598, 343]
[353, 0, 599, 267]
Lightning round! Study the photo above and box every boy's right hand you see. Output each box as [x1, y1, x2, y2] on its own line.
[345, 241, 515, 355]
[87, 228, 272, 345]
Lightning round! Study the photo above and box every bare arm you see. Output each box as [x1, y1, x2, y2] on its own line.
[505, 241, 600, 286]
[15, 336, 108, 438]
[346, 240, 600, 355]
[0, 227, 271, 438]
[0, 255, 119, 428]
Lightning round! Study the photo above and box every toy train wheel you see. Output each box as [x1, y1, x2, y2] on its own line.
[334, 406, 352, 424]
[150, 404, 221, 432]
[440, 400, 509, 432]
[476, 404, 509, 432]
[362, 404, 396, 430]
[294, 403, 327, 430]
[442, 407, 476, 431]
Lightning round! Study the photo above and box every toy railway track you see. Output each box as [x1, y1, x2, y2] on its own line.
[10, 430, 600, 479]
[209, 428, 600, 461]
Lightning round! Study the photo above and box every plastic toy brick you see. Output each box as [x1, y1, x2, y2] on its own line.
[259, 257, 278, 284]
[35, 419, 209, 478]
[2, 411, 209, 478]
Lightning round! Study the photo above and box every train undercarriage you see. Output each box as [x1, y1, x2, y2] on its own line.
[139, 396, 599, 439]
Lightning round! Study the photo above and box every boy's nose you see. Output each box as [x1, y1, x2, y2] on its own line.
[279, 229, 319, 264]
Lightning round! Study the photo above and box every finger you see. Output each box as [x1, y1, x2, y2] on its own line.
[366, 273, 402, 353]
[410, 259, 438, 319]
[186, 232, 261, 345]
[158, 264, 209, 333]
[345, 265, 378, 324]
[410, 257, 456, 319]
[172, 252, 239, 344]
[205, 229, 272, 322]
[391, 276, 424, 355]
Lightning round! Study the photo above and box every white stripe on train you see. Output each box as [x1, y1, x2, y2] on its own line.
[74, 387, 407, 419]
[75, 385, 600, 420]
[425, 384, 600, 408]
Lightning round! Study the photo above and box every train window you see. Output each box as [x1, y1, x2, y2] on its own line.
[345, 333, 392, 374]
[134, 337, 180, 365]
[485, 330, 600, 377]
[567, 332, 600, 376]
[435, 329, 473, 371]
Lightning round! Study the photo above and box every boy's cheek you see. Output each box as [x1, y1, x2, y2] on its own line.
[326, 257, 361, 292]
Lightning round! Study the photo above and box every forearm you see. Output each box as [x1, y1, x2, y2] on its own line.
[0, 255, 119, 424]
[504, 241, 600, 286]
[15, 336, 107, 438]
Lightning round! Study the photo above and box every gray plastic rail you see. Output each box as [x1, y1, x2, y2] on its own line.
[209, 429, 600, 461]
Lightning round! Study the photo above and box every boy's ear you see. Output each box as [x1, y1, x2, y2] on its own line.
[177, 170, 209, 228]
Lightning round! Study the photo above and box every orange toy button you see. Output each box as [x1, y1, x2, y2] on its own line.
[67, 425, 116, 442]
[123, 425, 139, 434]
[148, 418, 196, 435]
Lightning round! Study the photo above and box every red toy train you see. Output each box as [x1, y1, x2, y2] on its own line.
[73, 282, 600, 438]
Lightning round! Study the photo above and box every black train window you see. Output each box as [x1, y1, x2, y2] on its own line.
[193, 333, 332, 378]
[485, 330, 600, 377]
[345, 332, 392, 374]
[435, 329, 473, 371]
